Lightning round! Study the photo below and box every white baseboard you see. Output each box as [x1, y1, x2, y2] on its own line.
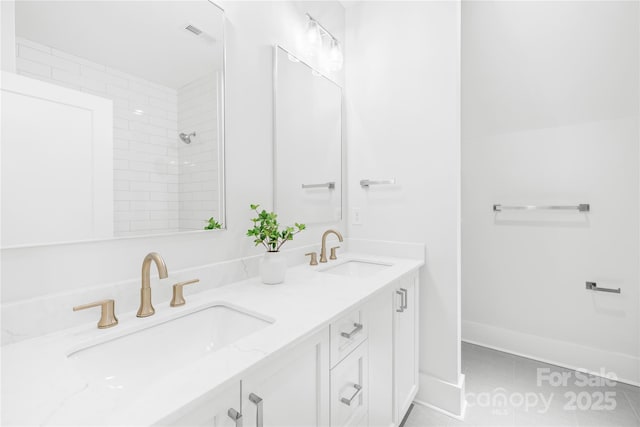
[414, 372, 466, 418]
[463, 320, 640, 387]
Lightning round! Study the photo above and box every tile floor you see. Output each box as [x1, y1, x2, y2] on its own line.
[404, 342, 640, 427]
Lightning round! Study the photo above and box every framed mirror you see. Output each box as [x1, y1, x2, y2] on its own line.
[1, 0, 225, 248]
[273, 45, 342, 225]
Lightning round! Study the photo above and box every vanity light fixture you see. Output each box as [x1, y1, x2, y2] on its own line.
[305, 13, 343, 71]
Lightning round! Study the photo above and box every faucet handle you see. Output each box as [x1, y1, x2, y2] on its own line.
[73, 299, 118, 329]
[330, 246, 341, 260]
[170, 279, 200, 307]
[305, 252, 318, 266]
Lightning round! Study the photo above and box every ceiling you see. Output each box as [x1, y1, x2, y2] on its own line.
[15, 0, 223, 89]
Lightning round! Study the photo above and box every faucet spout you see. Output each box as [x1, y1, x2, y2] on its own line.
[137, 252, 168, 317]
[320, 229, 344, 263]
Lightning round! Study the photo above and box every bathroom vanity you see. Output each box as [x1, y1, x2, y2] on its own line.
[2, 252, 422, 426]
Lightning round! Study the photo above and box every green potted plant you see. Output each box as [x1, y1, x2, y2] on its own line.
[204, 217, 222, 230]
[246, 204, 305, 284]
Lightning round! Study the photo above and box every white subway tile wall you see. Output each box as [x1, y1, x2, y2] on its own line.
[15, 37, 219, 236]
[177, 73, 220, 231]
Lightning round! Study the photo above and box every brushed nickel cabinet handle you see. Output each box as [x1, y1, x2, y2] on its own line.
[400, 288, 408, 310]
[249, 393, 263, 427]
[396, 290, 404, 312]
[340, 384, 363, 406]
[228, 408, 243, 427]
[340, 322, 363, 339]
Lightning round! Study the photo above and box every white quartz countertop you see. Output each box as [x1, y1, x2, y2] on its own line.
[2, 252, 423, 426]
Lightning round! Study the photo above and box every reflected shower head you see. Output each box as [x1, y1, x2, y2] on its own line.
[179, 132, 196, 144]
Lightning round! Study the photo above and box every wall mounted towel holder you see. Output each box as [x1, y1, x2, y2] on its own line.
[586, 281, 620, 294]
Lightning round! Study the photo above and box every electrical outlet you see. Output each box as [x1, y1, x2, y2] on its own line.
[352, 207, 362, 225]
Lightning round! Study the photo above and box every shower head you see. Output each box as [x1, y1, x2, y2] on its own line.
[179, 132, 196, 144]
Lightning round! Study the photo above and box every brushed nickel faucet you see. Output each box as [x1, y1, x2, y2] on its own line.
[320, 229, 344, 263]
[137, 252, 168, 317]
[73, 299, 118, 329]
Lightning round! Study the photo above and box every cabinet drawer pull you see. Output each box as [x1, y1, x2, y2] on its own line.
[396, 290, 404, 312]
[249, 393, 263, 427]
[400, 288, 408, 310]
[340, 383, 363, 406]
[228, 408, 243, 427]
[340, 322, 363, 339]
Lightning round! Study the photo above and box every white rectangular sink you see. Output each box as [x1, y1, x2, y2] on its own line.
[321, 260, 392, 278]
[67, 304, 272, 390]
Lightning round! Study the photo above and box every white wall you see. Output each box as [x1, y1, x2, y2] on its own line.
[177, 72, 221, 231]
[462, 1, 640, 385]
[0, 0, 16, 73]
[345, 1, 464, 416]
[1, 1, 345, 301]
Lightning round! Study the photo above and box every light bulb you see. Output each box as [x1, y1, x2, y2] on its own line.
[306, 19, 321, 48]
[329, 39, 343, 71]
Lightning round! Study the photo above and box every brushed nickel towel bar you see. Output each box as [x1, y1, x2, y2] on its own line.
[586, 281, 620, 294]
[302, 182, 335, 189]
[493, 204, 590, 212]
[360, 178, 396, 188]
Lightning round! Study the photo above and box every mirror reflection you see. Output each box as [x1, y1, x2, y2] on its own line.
[2, 0, 225, 247]
[273, 46, 342, 225]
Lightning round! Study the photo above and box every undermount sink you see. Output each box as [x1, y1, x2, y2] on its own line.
[67, 304, 272, 390]
[321, 260, 393, 277]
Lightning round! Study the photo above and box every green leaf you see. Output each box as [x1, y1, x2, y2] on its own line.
[246, 203, 306, 250]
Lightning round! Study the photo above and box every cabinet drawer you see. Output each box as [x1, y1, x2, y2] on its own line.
[330, 306, 367, 367]
[330, 341, 368, 427]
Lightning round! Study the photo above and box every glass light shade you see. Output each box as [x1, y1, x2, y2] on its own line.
[329, 39, 343, 71]
[306, 19, 322, 48]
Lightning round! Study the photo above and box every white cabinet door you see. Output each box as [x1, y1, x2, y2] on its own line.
[156, 381, 240, 427]
[366, 290, 394, 427]
[393, 274, 419, 424]
[242, 328, 330, 427]
[330, 341, 368, 427]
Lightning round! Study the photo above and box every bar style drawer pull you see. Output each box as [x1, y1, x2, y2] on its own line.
[400, 287, 408, 310]
[396, 290, 405, 312]
[249, 393, 263, 427]
[228, 408, 243, 427]
[340, 322, 363, 339]
[586, 281, 621, 294]
[340, 383, 363, 406]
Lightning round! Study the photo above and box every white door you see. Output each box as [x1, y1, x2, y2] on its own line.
[242, 328, 330, 427]
[1, 72, 113, 247]
[394, 275, 419, 424]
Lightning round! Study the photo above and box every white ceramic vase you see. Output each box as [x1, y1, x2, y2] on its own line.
[260, 251, 286, 285]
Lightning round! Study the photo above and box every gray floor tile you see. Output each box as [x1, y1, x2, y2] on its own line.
[404, 344, 640, 427]
[623, 388, 640, 421]
[404, 404, 464, 427]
